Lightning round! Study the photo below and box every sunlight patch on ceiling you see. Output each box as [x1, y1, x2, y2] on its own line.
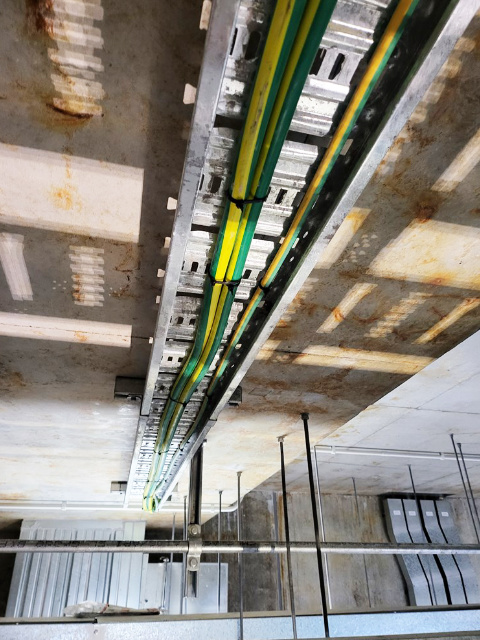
[41, 0, 105, 117]
[317, 282, 377, 334]
[0, 144, 143, 243]
[316, 207, 371, 269]
[257, 344, 433, 374]
[432, 128, 480, 193]
[368, 220, 480, 291]
[366, 291, 431, 339]
[415, 298, 480, 344]
[70, 246, 105, 307]
[0, 312, 131, 347]
[0, 234, 33, 302]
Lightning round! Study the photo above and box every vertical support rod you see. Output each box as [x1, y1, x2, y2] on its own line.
[181, 495, 187, 612]
[458, 442, 480, 529]
[279, 437, 297, 640]
[187, 443, 204, 598]
[352, 477, 372, 608]
[164, 513, 176, 614]
[451, 434, 480, 543]
[313, 447, 332, 609]
[171, 514, 176, 564]
[188, 443, 204, 526]
[237, 472, 244, 640]
[272, 490, 284, 611]
[301, 414, 329, 638]
[218, 489, 223, 613]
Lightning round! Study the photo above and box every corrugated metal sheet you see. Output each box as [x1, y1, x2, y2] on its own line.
[6, 520, 147, 617]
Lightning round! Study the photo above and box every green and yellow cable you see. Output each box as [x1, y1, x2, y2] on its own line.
[143, 0, 308, 511]
[156, 0, 344, 485]
[179, 0, 337, 406]
[178, 0, 420, 456]
[150, 0, 339, 504]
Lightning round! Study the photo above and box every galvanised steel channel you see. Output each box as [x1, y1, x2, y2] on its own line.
[153, 0, 480, 507]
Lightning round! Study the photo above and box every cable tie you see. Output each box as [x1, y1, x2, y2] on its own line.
[227, 189, 268, 211]
[208, 272, 241, 291]
[168, 394, 187, 407]
[258, 281, 270, 294]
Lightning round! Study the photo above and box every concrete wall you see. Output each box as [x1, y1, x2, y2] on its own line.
[202, 491, 280, 613]
[203, 491, 480, 615]
[281, 493, 408, 612]
[203, 490, 408, 614]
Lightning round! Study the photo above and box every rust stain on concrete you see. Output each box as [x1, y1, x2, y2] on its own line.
[48, 156, 83, 212]
[0, 492, 28, 501]
[26, 0, 54, 36]
[0, 371, 27, 389]
[49, 185, 75, 210]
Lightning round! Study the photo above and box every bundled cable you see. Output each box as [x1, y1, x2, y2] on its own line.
[168, 0, 421, 475]
[143, 0, 330, 511]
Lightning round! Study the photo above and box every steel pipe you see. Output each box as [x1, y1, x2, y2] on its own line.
[4, 540, 480, 555]
[314, 445, 480, 463]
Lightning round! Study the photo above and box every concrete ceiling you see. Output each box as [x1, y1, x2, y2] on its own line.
[0, 0, 204, 521]
[0, 1, 479, 526]
[260, 328, 480, 496]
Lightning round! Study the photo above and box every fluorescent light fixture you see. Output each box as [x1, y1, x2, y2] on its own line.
[318, 283, 376, 334]
[0, 312, 131, 347]
[316, 208, 371, 269]
[367, 292, 431, 339]
[0, 234, 33, 301]
[432, 128, 480, 193]
[257, 344, 433, 375]
[415, 298, 480, 344]
[368, 220, 480, 291]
